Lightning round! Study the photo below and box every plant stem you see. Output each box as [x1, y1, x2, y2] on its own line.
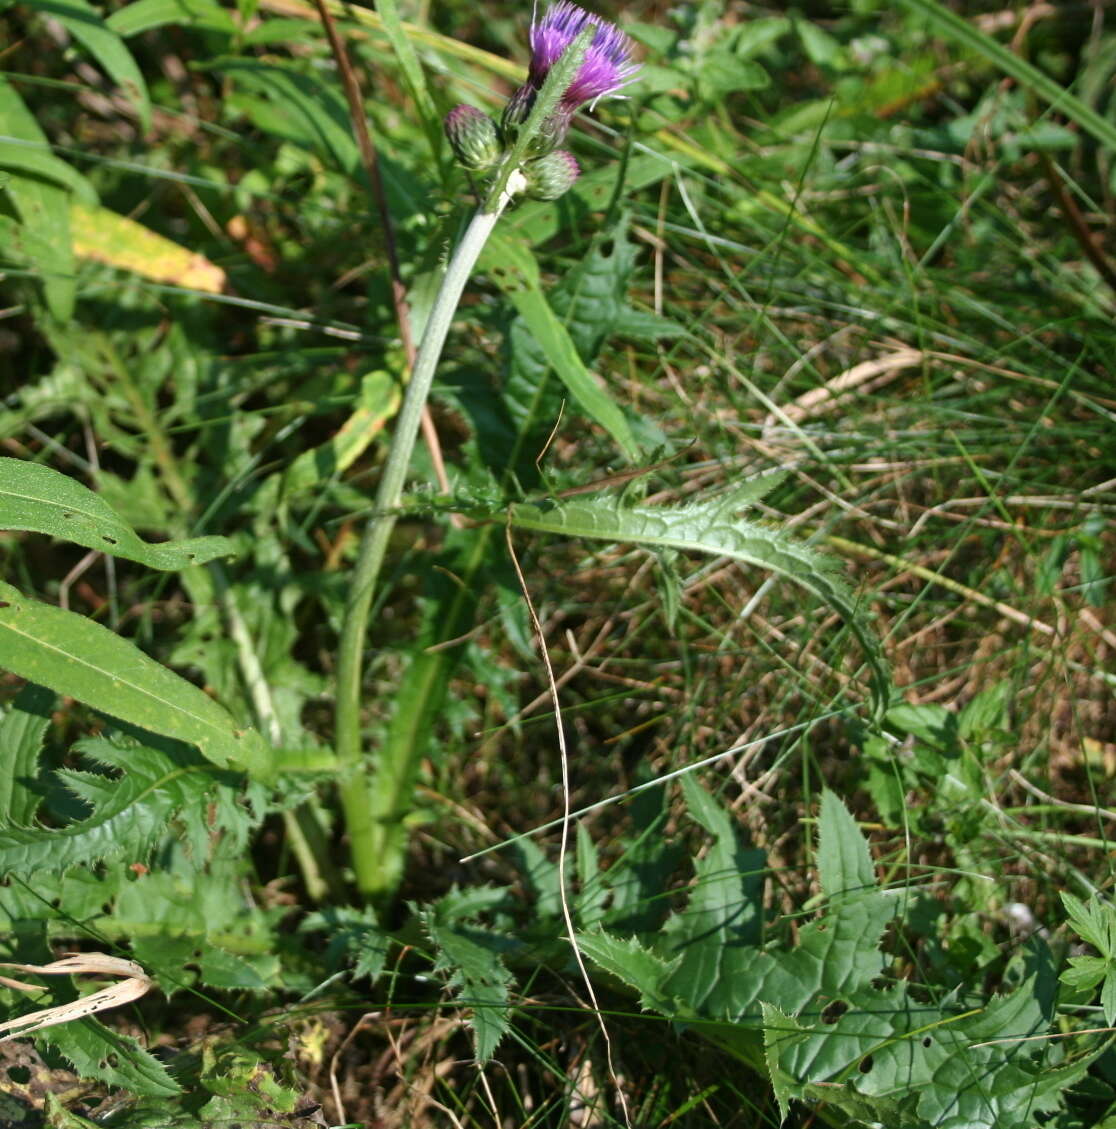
[335, 187, 516, 897]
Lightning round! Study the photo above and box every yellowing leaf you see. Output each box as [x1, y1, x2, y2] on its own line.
[70, 202, 226, 293]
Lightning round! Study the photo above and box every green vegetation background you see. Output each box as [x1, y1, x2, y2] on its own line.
[0, 0, 1115, 1125]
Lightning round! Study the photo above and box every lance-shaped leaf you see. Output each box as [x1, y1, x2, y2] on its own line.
[0, 458, 234, 569]
[508, 492, 890, 716]
[0, 582, 268, 774]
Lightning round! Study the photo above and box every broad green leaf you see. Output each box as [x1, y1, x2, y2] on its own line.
[580, 784, 1093, 1129]
[508, 493, 890, 717]
[817, 787, 877, 901]
[482, 231, 640, 461]
[0, 681, 54, 826]
[198, 946, 279, 990]
[70, 202, 226, 292]
[0, 732, 232, 875]
[25, 0, 151, 131]
[661, 775, 765, 1012]
[106, 0, 236, 35]
[0, 582, 268, 774]
[0, 458, 235, 568]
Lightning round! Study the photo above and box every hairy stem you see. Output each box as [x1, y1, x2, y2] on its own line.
[333, 25, 594, 900]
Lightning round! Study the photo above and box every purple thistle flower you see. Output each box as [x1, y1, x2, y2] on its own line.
[527, 1, 640, 109]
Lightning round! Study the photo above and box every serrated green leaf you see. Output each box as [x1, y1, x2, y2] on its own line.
[817, 788, 877, 901]
[1104, 967, 1116, 1027]
[425, 914, 513, 1062]
[198, 946, 278, 991]
[0, 732, 230, 876]
[761, 1001, 801, 1125]
[0, 681, 54, 826]
[0, 458, 235, 568]
[575, 823, 608, 928]
[26, 0, 151, 131]
[581, 782, 1093, 1129]
[1061, 891, 1111, 955]
[300, 904, 391, 985]
[661, 775, 764, 1012]
[1059, 954, 1108, 991]
[510, 836, 562, 920]
[574, 929, 680, 1014]
[37, 1016, 179, 1097]
[0, 586, 268, 775]
[508, 494, 890, 716]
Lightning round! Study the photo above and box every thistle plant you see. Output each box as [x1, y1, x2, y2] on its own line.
[334, 4, 640, 902]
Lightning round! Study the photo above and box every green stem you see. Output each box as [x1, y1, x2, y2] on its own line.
[333, 24, 596, 899]
[335, 190, 514, 897]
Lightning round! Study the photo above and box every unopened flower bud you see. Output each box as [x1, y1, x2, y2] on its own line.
[444, 104, 502, 171]
[499, 85, 571, 156]
[522, 150, 580, 200]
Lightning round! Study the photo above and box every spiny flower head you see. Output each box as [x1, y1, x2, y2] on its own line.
[528, 1, 639, 109]
[522, 149, 580, 199]
[444, 104, 501, 171]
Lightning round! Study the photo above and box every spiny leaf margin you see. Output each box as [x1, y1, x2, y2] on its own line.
[508, 492, 890, 716]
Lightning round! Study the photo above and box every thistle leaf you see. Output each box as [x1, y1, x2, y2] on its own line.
[508, 493, 890, 716]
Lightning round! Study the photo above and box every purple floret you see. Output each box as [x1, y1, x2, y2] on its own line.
[527, 1, 639, 109]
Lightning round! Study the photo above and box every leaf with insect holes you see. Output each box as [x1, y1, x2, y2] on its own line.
[37, 1015, 179, 1097]
[0, 458, 235, 568]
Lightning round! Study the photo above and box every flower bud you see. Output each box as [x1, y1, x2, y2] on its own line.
[522, 150, 580, 200]
[499, 85, 571, 157]
[444, 104, 502, 171]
